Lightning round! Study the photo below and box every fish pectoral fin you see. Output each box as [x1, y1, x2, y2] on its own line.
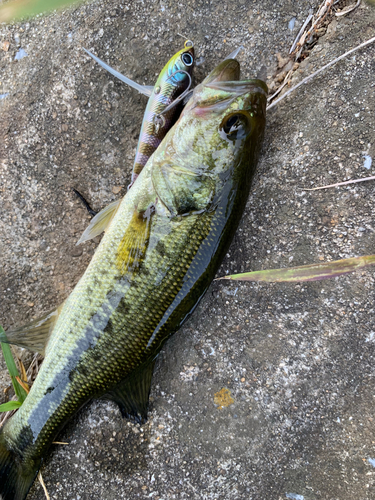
[103, 359, 155, 424]
[152, 161, 214, 216]
[83, 48, 153, 97]
[77, 199, 121, 245]
[0, 303, 64, 355]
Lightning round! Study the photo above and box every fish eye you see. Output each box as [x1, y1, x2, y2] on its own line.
[182, 52, 194, 67]
[223, 115, 239, 133]
[220, 113, 252, 141]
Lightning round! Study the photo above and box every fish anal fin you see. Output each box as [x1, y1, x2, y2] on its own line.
[0, 304, 64, 355]
[103, 359, 155, 423]
[77, 199, 121, 245]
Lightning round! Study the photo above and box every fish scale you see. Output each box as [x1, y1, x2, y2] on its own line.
[0, 59, 267, 500]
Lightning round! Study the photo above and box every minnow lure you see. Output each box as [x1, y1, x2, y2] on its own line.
[84, 41, 195, 186]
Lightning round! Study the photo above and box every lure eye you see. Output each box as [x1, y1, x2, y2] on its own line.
[220, 112, 252, 141]
[182, 52, 194, 67]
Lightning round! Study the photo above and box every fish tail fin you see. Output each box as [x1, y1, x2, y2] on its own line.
[0, 428, 39, 500]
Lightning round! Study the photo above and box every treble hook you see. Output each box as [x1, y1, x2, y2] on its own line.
[152, 69, 193, 133]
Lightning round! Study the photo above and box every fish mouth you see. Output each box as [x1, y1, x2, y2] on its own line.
[192, 79, 268, 115]
[202, 59, 241, 84]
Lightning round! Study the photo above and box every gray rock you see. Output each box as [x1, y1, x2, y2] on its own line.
[1, 0, 375, 499]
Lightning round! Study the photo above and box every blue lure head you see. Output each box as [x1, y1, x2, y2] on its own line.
[158, 40, 195, 87]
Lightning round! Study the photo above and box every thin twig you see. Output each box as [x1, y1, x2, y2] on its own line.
[289, 13, 313, 54]
[38, 471, 50, 500]
[267, 35, 375, 110]
[267, 69, 293, 102]
[335, 0, 361, 16]
[26, 353, 43, 381]
[304, 175, 375, 191]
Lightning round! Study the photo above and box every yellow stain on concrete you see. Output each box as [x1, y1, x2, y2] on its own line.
[214, 387, 234, 410]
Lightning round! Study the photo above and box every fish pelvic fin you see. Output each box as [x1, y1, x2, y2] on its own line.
[103, 358, 155, 424]
[0, 429, 40, 500]
[0, 303, 64, 355]
[77, 199, 121, 245]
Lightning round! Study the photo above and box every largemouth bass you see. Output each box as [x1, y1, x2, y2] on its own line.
[0, 59, 267, 500]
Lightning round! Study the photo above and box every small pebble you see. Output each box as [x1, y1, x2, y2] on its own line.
[70, 247, 83, 257]
[112, 186, 123, 194]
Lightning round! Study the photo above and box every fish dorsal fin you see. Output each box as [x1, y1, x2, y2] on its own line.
[0, 304, 64, 355]
[77, 199, 121, 245]
[103, 359, 155, 423]
[83, 48, 153, 97]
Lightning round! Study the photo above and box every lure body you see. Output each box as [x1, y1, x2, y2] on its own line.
[84, 41, 195, 185]
[131, 41, 195, 184]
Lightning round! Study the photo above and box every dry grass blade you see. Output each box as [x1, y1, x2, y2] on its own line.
[267, 35, 375, 110]
[304, 175, 375, 190]
[38, 471, 50, 500]
[294, 0, 334, 59]
[15, 376, 30, 394]
[52, 441, 69, 445]
[268, 0, 370, 106]
[267, 69, 293, 102]
[26, 353, 44, 380]
[16, 358, 29, 392]
[289, 13, 313, 54]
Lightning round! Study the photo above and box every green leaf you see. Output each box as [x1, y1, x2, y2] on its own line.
[218, 255, 375, 283]
[0, 326, 28, 404]
[0, 400, 22, 413]
[0, 0, 86, 23]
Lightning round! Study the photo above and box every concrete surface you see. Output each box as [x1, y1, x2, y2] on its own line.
[1, 0, 375, 499]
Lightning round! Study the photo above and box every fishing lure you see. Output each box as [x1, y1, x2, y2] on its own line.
[84, 40, 195, 186]
[78, 44, 244, 245]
